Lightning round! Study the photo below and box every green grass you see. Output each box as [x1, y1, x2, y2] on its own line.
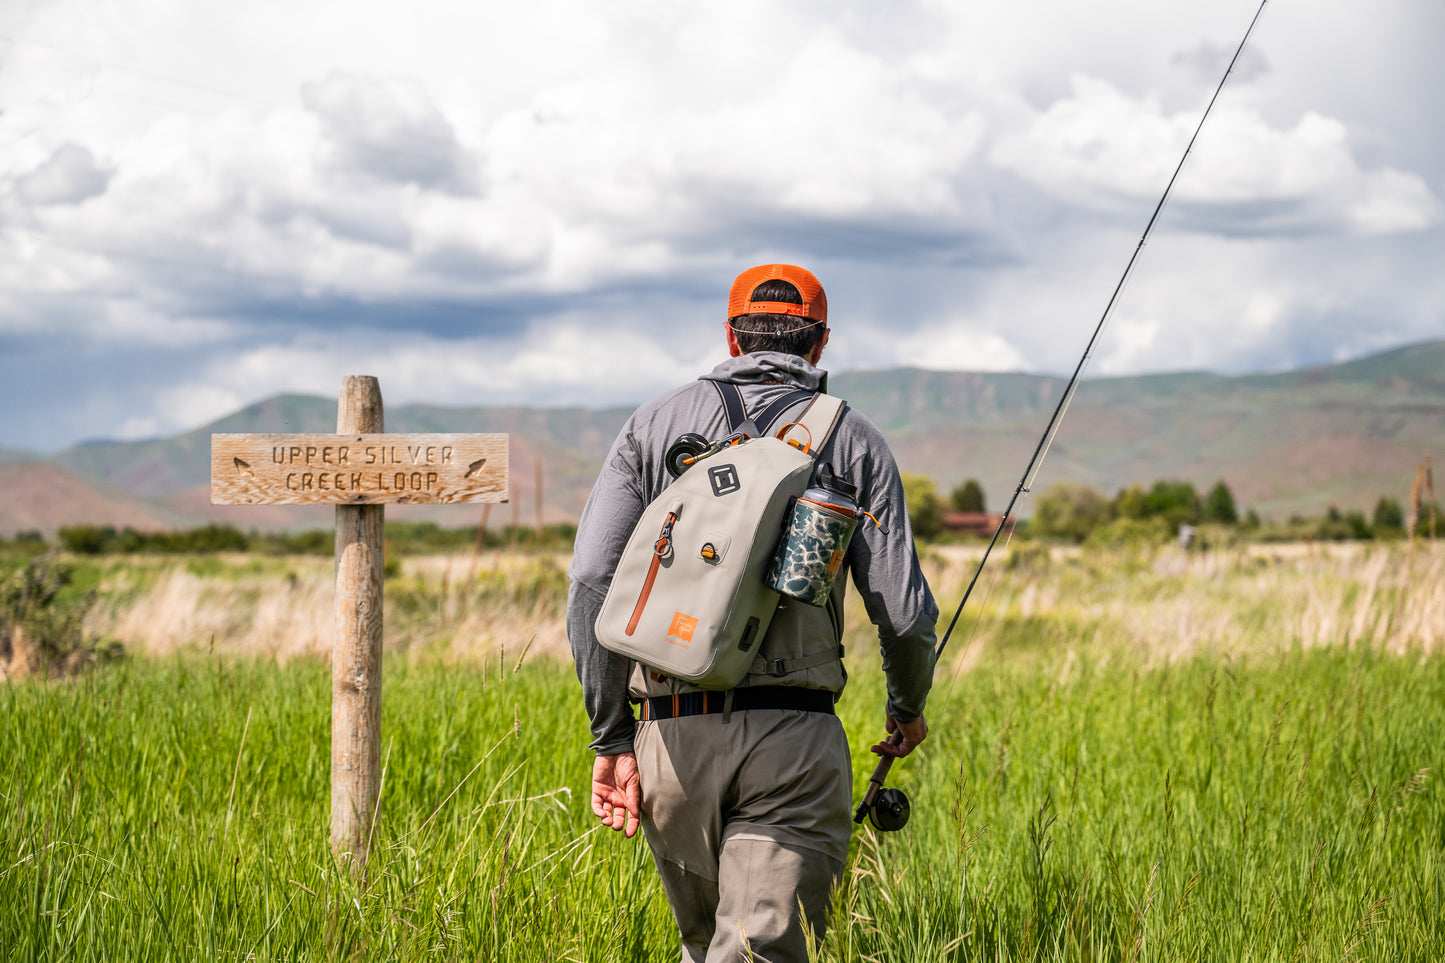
[2, 644, 1441, 961]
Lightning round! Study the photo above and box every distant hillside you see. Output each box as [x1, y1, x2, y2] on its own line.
[53, 394, 632, 497]
[847, 340, 1445, 518]
[0, 447, 38, 466]
[9, 339, 1442, 536]
[0, 462, 192, 536]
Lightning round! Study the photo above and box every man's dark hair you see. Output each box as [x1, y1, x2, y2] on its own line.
[728, 279, 826, 357]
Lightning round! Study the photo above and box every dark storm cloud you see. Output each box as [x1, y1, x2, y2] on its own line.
[705, 211, 1013, 267]
[0, 334, 181, 448]
[212, 293, 540, 340]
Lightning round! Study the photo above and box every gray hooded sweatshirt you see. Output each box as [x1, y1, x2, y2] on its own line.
[568, 351, 938, 755]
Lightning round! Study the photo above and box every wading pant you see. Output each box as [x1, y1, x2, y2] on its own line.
[634, 706, 853, 963]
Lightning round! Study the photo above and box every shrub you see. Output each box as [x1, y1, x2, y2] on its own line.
[0, 555, 120, 676]
[950, 479, 986, 513]
[1032, 484, 1112, 543]
[58, 525, 111, 555]
[901, 474, 944, 540]
[1143, 480, 1202, 528]
[1085, 516, 1171, 550]
[1202, 481, 1239, 524]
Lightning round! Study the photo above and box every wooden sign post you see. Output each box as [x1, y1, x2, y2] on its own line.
[211, 375, 508, 873]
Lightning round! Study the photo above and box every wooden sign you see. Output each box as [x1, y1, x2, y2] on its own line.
[210, 375, 512, 875]
[211, 433, 508, 505]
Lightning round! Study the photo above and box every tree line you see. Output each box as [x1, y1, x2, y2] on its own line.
[0, 521, 580, 560]
[901, 474, 1442, 544]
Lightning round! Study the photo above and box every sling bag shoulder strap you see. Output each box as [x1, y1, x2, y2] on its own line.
[778, 392, 846, 458]
[711, 382, 818, 438]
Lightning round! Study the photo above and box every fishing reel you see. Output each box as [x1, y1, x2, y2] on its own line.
[857, 786, 911, 832]
[664, 433, 710, 478]
[854, 741, 912, 833]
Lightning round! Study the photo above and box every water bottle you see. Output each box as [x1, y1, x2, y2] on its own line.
[766, 464, 859, 606]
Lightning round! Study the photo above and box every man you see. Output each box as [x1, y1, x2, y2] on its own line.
[568, 264, 938, 962]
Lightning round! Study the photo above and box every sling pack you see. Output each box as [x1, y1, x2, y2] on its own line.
[594, 384, 847, 690]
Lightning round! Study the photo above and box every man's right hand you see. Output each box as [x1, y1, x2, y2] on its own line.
[591, 752, 642, 838]
[870, 713, 928, 758]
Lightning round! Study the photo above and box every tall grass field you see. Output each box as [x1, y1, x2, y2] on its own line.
[2, 545, 1443, 960]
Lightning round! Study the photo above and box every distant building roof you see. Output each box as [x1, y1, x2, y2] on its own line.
[940, 511, 1015, 536]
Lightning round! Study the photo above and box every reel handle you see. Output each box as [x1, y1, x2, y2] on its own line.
[852, 733, 901, 825]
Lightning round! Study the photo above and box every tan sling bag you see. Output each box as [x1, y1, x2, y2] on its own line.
[594, 386, 846, 689]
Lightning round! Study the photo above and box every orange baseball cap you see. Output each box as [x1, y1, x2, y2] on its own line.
[728, 264, 828, 324]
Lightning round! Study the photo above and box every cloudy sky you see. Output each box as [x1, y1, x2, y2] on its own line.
[2, 0, 1441, 452]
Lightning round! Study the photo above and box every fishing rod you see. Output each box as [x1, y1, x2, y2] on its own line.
[855, 0, 1270, 832]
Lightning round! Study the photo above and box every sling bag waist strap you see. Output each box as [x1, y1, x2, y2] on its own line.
[749, 645, 845, 678]
[638, 687, 836, 721]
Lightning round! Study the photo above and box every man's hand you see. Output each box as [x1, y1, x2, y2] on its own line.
[591, 752, 642, 838]
[870, 713, 928, 758]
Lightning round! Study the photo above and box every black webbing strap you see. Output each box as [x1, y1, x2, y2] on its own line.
[639, 687, 836, 721]
[712, 382, 749, 434]
[753, 388, 815, 436]
[710, 382, 815, 437]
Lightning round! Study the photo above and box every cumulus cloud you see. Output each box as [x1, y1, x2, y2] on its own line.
[0, 0, 1440, 450]
[301, 72, 479, 195]
[17, 144, 113, 206]
[1171, 41, 1271, 86]
[992, 76, 1439, 239]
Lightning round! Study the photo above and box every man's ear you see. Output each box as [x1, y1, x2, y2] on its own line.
[808, 327, 830, 365]
[725, 323, 743, 357]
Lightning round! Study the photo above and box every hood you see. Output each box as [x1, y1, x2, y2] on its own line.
[697, 351, 828, 391]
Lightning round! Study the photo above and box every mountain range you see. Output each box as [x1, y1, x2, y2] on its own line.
[3, 339, 1442, 536]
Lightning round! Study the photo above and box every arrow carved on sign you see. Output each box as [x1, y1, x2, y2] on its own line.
[234, 457, 253, 476]
[464, 458, 487, 479]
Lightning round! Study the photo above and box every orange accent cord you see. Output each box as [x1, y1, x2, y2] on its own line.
[626, 512, 675, 636]
[797, 496, 856, 517]
[626, 553, 661, 637]
[775, 421, 813, 452]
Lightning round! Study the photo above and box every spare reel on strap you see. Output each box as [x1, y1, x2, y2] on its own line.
[664, 433, 711, 478]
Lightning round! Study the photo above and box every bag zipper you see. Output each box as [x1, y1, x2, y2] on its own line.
[626, 509, 678, 636]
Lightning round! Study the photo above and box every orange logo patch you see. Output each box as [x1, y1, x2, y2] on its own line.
[667, 612, 699, 647]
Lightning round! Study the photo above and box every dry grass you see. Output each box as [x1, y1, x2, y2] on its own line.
[80, 543, 1444, 670]
[84, 550, 572, 663]
[84, 556, 332, 661]
[914, 542, 1444, 674]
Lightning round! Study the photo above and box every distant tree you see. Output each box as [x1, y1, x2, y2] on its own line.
[1412, 502, 1441, 538]
[1315, 505, 1369, 541]
[1202, 481, 1239, 524]
[1345, 510, 1372, 540]
[1114, 485, 1149, 521]
[58, 525, 109, 555]
[950, 478, 986, 513]
[901, 474, 943, 540]
[1243, 508, 1262, 530]
[1144, 481, 1201, 528]
[1372, 496, 1404, 533]
[1032, 484, 1112, 543]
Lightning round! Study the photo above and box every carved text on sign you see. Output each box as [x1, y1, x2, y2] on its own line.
[212, 433, 509, 506]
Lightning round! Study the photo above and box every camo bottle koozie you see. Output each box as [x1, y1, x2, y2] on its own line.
[766, 494, 858, 606]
